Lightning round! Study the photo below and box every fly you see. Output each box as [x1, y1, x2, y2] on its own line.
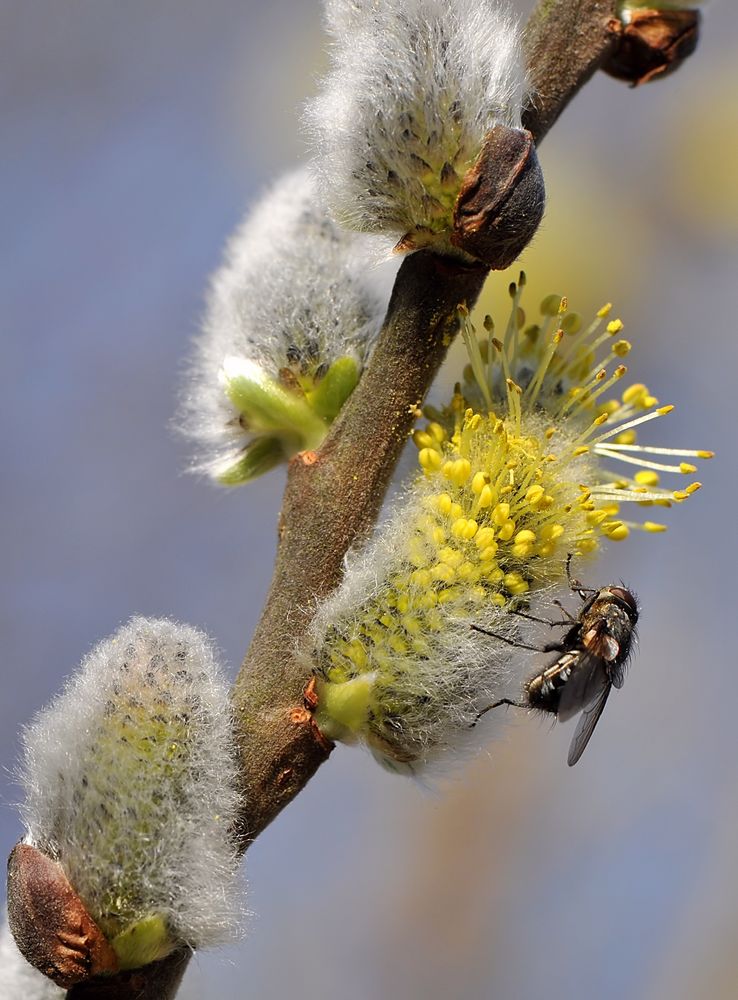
[473, 562, 639, 765]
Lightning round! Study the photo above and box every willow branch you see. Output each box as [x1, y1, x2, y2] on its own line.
[232, 0, 622, 849]
[522, 0, 620, 141]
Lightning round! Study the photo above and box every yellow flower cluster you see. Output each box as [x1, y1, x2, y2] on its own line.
[310, 276, 711, 770]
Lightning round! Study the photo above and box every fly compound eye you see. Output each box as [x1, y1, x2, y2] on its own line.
[609, 587, 639, 621]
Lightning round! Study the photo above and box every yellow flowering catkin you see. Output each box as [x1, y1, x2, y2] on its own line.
[309, 276, 712, 772]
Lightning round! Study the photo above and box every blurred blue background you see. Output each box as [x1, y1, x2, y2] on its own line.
[1, 2, 737, 997]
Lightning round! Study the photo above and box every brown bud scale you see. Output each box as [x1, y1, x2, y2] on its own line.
[7, 842, 119, 989]
[452, 125, 545, 271]
[603, 10, 700, 86]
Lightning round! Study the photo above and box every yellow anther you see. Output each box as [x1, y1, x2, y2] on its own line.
[679, 463, 697, 474]
[432, 526, 445, 545]
[597, 303, 613, 318]
[595, 369, 607, 382]
[438, 547, 464, 568]
[451, 459, 472, 485]
[478, 545, 498, 562]
[586, 510, 609, 526]
[612, 340, 631, 357]
[412, 430, 435, 450]
[606, 319, 624, 335]
[622, 383, 647, 405]
[514, 529, 536, 545]
[388, 635, 408, 654]
[438, 587, 461, 606]
[686, 482, 702, 494]
[561, 312, 582, 335]
[396, 594, 409, 614]
[449, 502, 463, 520]
[491, 593, 507, 608]
[672, 490, 688, 501]
[541, 293, 563, 316]
[403, 616, 422, 636]
[471, 471, 487, 494]
[430, 563, 455, 583]
[346, 641, 368, 670]
[573, 446, 590, 457]
[657, 405, 674, 415]
[697, 450, 714, 459]
[525, 484, 545, 505]
[464, 519, 479, 539]
[427, 422, 446, 443]
[498, 521, 516, 542]
[643, 395, 658, 408]
[457, 561, 477, 581]
[511, 542, 533, 558]
[408, 543, 426, 568]
[478, 484, 495, 508]
[615, 430, 637, 445]
[613, 365, 627, 379]
[419, 448, 442, 472]
[601, 502, 620, 515]
[545, 427, 556, 440]
[436, 492, 452, 515]
[577, 538, 599, 554]
[643, 521, 667, 533]
[635, 470, 660, 487]
[475, 527, 496, 549]
[540, 523, 564, 542]
[606, 524, 630, 541]
[451, 518, 468, 538]
[493, 502, 511, 525]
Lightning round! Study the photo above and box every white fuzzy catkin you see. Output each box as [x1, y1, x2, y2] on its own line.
[307, 0, 527, 245]
[182, 165, 395, 479]
[19, 617, 242, 955]
[0, 915, 65, 1000]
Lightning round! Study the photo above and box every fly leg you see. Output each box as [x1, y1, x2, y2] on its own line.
[472, 697, 526, 728]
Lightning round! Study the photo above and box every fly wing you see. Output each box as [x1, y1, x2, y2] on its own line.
[556, 649, 608, 722]
[610, 661, 627, 689]
[567, 684, 611, 766]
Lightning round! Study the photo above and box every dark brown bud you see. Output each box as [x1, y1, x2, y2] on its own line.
[7, 842, 119, 989]
[603, 9, 700, 86]
[452, 124, 545, 271]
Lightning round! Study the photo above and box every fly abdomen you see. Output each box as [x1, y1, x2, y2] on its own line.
[526, 652, 579, 715]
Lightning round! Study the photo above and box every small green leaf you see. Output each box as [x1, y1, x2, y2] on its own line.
[222, 357, 327, 449]
[110, 913, 173, 971]
[314, 673, 377, 742]
[216, 437, 288, 485]
[306, 356, 360, 422]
